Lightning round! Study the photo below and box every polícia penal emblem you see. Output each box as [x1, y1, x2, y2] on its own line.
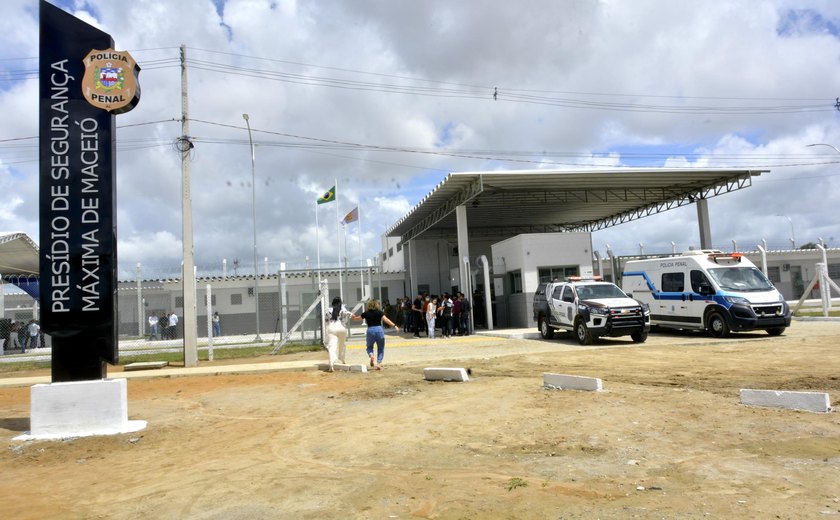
[96, 65, 123, 89]
[82, 48, 141, 114]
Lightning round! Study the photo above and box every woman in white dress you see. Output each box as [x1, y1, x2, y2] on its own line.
[425, 297, 438, 339]
[324, 296, 352, 372]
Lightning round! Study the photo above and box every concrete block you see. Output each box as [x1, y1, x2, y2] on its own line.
[21, 379, 146, 440]
[124, 361, 169, 371]
[740, 389, 831, 413]
[318, 363, 368, 373]
[424, 367, 470, 382]
[544, 373, 603, 392]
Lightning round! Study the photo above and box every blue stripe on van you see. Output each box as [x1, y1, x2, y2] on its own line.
[623, 271, 656, 291]
[623, 271, 733, 308]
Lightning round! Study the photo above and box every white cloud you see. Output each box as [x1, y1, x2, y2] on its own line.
[2, 0, 840, 276]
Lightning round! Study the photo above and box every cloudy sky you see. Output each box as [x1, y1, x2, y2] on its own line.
[2, 0, 840, 279]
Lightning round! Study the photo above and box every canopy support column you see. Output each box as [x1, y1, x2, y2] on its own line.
[456, 205, 470, 294]
[696, 198, 712, 249]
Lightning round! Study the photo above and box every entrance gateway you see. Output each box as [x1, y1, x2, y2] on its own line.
[382, 168, 766, 329]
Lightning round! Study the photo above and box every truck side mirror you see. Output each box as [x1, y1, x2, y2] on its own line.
[698, 283, 713, 296]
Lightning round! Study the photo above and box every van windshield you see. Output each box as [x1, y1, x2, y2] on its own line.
[707, 267, 775, 292]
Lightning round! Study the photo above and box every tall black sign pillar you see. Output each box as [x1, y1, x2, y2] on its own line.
[38, 1, 138, 381]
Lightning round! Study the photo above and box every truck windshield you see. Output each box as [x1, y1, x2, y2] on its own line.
[579, 284, 628, 299]
[707, 267, 775, 292]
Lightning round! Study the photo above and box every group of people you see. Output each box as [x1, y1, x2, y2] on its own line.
[147, 312, 180, 341]
[320, 291, 478, 372]
[397, 292, 472, 339]
[323, 297, 398, 372]
[5, 319, 41, 353]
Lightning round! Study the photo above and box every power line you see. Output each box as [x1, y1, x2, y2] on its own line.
[3, 45, 833, 113]
[184, 56, 832, 114]
[186, 118, 840, 170]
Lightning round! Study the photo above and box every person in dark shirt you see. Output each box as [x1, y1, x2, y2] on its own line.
[353, 299, 398, 370]
[411, 294, 424, 337]
[401, 297, 412, 332]
[458, 292, 472, 336]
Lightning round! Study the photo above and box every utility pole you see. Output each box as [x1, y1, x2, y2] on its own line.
[136, 263, 143, 338]
[180, 44, 198, 366]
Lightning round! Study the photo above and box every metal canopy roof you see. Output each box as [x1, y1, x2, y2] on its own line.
[0, 232, 39, 277]
[385, 168, 767, 242]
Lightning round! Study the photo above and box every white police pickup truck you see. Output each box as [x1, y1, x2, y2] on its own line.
[533, 277, 651, 345]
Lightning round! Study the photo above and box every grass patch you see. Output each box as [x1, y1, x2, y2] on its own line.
[506, 477, 528, 491]
[0, 342, 322, 374]
[794, 309, 840, 317]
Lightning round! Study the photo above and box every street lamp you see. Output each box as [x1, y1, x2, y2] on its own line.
[776, 214, 796, 249]
[243, 113, 261, 341]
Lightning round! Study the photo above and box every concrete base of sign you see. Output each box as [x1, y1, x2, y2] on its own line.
[544, 373, 603, 392]
[15, 378, 146, 441]
[424, 367, 470, 382]
[318, 363, 368, 373]
[740, 389, 831, 413]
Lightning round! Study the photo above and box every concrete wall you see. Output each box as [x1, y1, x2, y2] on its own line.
[492, 232, 595, 328]
[404, 238, 496, 296]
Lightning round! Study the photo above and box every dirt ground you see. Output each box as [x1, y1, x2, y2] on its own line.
[1, 321, 839, 519]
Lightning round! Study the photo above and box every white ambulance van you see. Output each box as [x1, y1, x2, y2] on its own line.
[621, 250, 791, 337]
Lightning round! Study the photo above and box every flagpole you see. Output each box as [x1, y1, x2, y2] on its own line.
[359, 205, 364, 299]
[343, 222, 348, 294]
[315, 201, 321, 286]
[336, 177, 343, 302]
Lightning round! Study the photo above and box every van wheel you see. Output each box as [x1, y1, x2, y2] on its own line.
[707, 312, 730, 338]
[539, 316, 554, 340]
[766, 327, 785, 336]
[575, 318, 593, 345]
[631, 330, 648, 343]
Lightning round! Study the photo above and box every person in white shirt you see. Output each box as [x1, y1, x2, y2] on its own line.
[148, 314, 159, 341]
[28, 320, 41, 350]
[323, 297, 352, 372]
[169, 312, 179, 339]
[425, 297, 438, 339]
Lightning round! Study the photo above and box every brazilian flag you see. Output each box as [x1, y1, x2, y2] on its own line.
[317, 186, 336, 204]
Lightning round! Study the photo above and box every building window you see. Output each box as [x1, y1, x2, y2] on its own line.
[661, 272, 684, 292]
[231, 293, 243, 305]
[175, 296, 184, 308]
[388, 247, 394, 258]
[767, 266, 781, 283]
[396, 242, 402, 252]
[508, 270, 523, 294]
[538, 266, 579, 283]
[829, 263, 840, 279]
[382, 252, 387, 262]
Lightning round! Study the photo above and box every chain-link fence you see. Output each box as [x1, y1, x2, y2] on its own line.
[1, 267, 407, 359]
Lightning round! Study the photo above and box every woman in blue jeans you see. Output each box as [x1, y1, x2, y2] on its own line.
[353, 299, 399, 370]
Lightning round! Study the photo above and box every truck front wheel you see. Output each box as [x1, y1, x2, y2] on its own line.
[631, 330, 648, 343]
[707, 312, 730, 338]
[539, 316, 554, 339]
[575, 318, 593, 345]
[766, 327, 785, 336]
